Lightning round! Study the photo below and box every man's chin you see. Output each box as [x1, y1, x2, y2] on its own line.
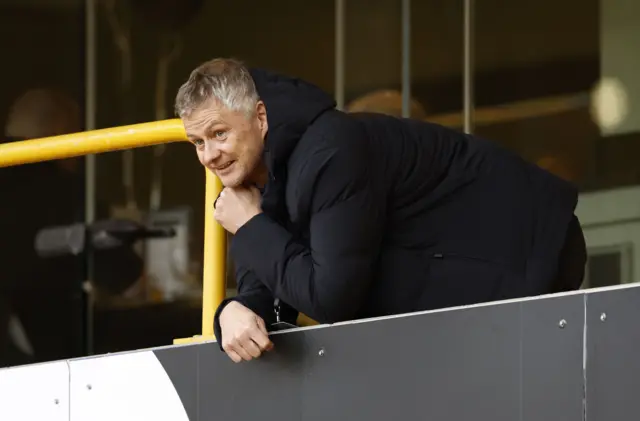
[218, 174, 244, 188]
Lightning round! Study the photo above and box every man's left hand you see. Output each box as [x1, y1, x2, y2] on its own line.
[214, 186, 262, 234]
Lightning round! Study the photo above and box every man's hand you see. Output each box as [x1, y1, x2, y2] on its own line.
[219, 301, 274, 363]
[214, 186, 262, 234]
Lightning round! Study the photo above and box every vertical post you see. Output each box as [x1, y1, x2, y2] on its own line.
[84, 0, 97, 356]
[401, 0, 411, 118]
[334, 0, 345, 110]
[463, 0, 475, 134]
[201, 169, 227, 337]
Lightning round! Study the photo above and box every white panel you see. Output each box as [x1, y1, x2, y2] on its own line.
[0, 361, 70, 421]
[69, 351, 189, 421]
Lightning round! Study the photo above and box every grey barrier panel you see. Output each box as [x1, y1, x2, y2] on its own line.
[301, 302, 524, 421]
[521, 294, 585, 421]
[155, 345, 199, 421]
[303, 295, 584, 421]
[155, 292, 586, 421]
[197, 327, 310, 421]
[586, 286, 640, 421]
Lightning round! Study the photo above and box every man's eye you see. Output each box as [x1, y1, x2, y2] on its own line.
[193, 139, 204, 146]
[214, 130, 226, 138]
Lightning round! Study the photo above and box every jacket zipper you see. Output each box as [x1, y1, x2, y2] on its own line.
[432, 252, 496, 265]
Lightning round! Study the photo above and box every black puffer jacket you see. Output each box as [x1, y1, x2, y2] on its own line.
[213, 68, 581, 341]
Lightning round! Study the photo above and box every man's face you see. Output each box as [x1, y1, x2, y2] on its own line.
[183, 99, 268, 187]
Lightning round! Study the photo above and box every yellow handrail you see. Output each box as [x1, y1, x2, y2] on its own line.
[201, 169, 227, 338]
[0, 118, 226, 343]
[0, 120, 187, 167]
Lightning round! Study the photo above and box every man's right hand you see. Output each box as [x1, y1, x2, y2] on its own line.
[219, 301, 274, 363]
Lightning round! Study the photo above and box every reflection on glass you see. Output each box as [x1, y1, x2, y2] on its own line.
[344, 0, 402, 116]
[474, 0, 640, 288]
[411, 0, 464, 124]
[344, 1, 464, 124]
[0, 0, 86, 367]
[474, 0, 600, 187]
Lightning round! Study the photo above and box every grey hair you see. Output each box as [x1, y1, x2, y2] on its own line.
[174, 58, 259, 118]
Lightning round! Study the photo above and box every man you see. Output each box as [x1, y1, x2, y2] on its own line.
[175, 58, 586, 363]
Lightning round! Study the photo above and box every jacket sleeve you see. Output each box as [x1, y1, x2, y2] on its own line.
[213, 265, 299, 345]
[229, 143, 384, 324]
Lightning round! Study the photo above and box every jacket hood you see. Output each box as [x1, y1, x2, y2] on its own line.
[249, 68, 336, 174]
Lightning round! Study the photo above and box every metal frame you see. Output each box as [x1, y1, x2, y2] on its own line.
[84, 0, 97, 357]
[401, 0, 411, 118]
[334, 0, 345, 110]
[463, 0, 475, 134]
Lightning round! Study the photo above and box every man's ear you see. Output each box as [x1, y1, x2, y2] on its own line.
[256, 100, 268, 136]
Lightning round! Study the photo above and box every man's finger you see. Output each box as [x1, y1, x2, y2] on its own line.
[230, 339, 253, 361]
[226, 349, 243, 363]
[254, 319, 274, 351]
[250, 326, 273, 351]
[222, 341, 244, 362]
[256, 317, 268, 334]
[241, 338, 263, 358]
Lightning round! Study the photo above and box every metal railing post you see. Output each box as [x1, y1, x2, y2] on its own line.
[463, 0, 475, 134]
[334, 0, 345, 110]
[84, 0, 98, 357]
[200, 169, 227, 337]
[401, 0, 411, 118]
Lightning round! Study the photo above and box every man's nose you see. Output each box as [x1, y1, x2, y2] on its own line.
[203, 143, 221, 165]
